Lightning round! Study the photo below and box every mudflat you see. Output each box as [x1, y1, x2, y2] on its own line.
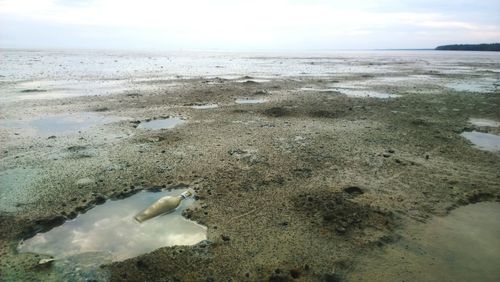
[0, 50, 499, 281]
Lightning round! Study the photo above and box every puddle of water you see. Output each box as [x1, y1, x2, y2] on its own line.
[0, 168, 40, 212]
[0, 113, 121, 135]
[299, 87, 338, 92]
[235, 98, 268, 104]
[461, 131, 500, 152]
[137, 117, 185, 130]
[349, 202, 500, 281]
[191, 104, 219, 109]
[469, 118, 500, 128]
[236, 79, 271, 83]
[338, 88, 400, 99]
[18, 189, 206, 264]
[446, 80, 498, 93]
[1, 79, 130, 102]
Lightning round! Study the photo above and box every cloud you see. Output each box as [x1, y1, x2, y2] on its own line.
[1, 0, 499, 49]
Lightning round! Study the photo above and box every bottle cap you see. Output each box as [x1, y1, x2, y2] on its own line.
[180, 190, 192, 199]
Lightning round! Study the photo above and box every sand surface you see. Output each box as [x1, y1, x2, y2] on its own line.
[0, 50, 499, 281]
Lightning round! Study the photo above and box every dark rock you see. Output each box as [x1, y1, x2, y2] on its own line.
[93, 107, 109, 112]
[47, 136, 56, 139]
[136, 259, 148, 269]
[382, 153, 391, 158]
[243, 80, 258, 85]
[94, 195, 106, 205]
[321, 273, 342, 282]
[221, 234, 230, 242]
[269, 274, 289, 282]
[20, 89, 47, 93]
[264, 107, 290, 117]
[342, 186, 364, 196]
[335, 226, 346, 235]
[290, 269, 301, 279]
[254, 90, 269, 95]
[309, 110, 341, 119]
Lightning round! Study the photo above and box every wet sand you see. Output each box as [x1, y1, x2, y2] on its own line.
[0, 52, 499, 281]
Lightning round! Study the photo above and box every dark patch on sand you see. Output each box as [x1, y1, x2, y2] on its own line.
[292, 190, 394, 236]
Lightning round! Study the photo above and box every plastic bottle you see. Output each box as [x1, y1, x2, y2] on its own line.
[134, 190, 192, 223]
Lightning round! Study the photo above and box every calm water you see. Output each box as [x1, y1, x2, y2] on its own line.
[1, 49, 499, 102]
[137, 117, 185, 130]
[461, 131, 500, 152]
[350, 202, 500, 281]
[18, 189, 206, 263]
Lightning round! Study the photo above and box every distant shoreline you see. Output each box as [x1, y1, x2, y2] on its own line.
[435, 43, 500, 51]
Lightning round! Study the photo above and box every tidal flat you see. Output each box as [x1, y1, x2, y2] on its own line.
[0, 50, 499, 281]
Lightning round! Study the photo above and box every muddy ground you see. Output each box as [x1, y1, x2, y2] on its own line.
[0, 67, 499, 281]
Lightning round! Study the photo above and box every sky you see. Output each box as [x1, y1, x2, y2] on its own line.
[0, 0, 499, 50]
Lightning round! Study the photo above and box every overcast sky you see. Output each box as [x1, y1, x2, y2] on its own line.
[0, 0, 499, 50]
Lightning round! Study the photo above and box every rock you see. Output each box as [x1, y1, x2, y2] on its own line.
[76, 178, 94, 186]
[321, 273, 342, 282]
[48, 136, 56, 139]
[335, 226, 346, 235]
[254, 90, 269, 95]
[269, 274, 289, 282]
[264, 107, 290, 117]
[382, 153, 391, 158]
[38, 258, 55, 266]
[342, 186, 364, 196]
[221, 234, 230, 242]
[290, 269, 301, 279]
[94, 195, 106, 205]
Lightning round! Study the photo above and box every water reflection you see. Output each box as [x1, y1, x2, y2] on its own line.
[137, 117, 185, 130]
[18, 189, 207, 263]
[349, 202, 500, 281]
[461, 131, 500, 152]
[0, 112, 121, 135]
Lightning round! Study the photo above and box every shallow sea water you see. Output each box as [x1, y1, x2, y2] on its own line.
[2, 49, 499, 102]
[350, 202, 500, 282]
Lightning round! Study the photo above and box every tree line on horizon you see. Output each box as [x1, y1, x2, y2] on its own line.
[435, 43, 500, 51]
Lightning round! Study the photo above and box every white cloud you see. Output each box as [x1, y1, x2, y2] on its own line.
[1, 0, 499, 49]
